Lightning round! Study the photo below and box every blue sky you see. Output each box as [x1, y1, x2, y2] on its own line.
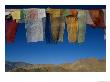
[5, 5, 106, 64]
[5, 24, 106, 64]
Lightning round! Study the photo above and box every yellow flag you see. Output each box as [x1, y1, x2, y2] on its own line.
[11, 9, 20, 20]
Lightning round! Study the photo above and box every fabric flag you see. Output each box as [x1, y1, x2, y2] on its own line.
[11, 9, 21, 23]
[48, 9, 61, 18]
[47, 9, 59, 42]
[102, 9, 106, 26]
[38, 9, 46, 19]
[5, 20, 18, 43]
[89, 9, 105, 29]
[20, 9, 26, 23]
[63, 9, 71, 17]
[51, 17, 60, 42]
[58, 9, 65, 42]
[78, 10, 86, 43]
[5, 9, 20, 22]
[5, 9, 13, 21]
[5, 11, 11, 16]
[66, 15, 78, 43]
[38, 9, 46, 40]
[5, 9, 13, 15]
[65, 9, 78, 43]
[102, 9, 106, 40]
[25, 8, 44, 42]
[58, 17, 65, 42]
[48, 9, 65, 43]
[86, 10, 94, 25]
[70, 9, 78, 17]
[70, 9, 78, 43]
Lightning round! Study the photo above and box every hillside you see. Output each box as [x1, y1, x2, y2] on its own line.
[6, 58, 106, 72]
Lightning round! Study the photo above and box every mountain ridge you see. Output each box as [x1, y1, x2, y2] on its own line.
[5, 58, 106, 72]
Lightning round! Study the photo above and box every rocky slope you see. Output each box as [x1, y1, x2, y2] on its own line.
[6, 58, 106, 72]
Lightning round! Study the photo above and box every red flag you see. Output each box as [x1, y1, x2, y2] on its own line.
[5, 20, 18, 43]
[89, 10, 105, 29]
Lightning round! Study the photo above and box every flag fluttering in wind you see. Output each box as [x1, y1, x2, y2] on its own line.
[5, 8, 106, 43]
